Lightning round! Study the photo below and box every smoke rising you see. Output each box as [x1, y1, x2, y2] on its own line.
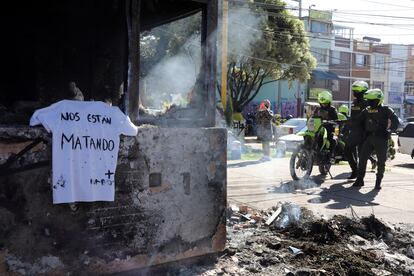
[140, 33, 201, 112]
[139, 4, 265, 115]
[227, 4, 265, 59]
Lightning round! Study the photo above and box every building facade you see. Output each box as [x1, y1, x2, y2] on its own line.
[388, 44, 407, 117]
[371, 43, 390, 105]
[404, 45, 414, 117]
[329, 25, 354, 104]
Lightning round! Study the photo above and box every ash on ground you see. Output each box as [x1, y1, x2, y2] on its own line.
[168, 202, 414, 276]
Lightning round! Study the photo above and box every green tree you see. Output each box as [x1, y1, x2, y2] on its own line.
[226, 0, 316, 112]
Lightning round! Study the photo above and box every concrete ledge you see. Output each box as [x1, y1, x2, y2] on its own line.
[0, 126, 227, 274]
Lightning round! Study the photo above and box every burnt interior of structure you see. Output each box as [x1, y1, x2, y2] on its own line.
[0, 0, 223, 268]
[0, 0, 209, 126]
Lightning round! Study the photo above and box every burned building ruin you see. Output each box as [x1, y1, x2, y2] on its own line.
[0, 0, 226, 274]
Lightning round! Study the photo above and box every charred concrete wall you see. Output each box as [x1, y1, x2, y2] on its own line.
[0, 126, 226, 275]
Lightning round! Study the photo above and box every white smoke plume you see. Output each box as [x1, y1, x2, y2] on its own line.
[139, 4, 265, 114]
[227, 4, 265, 58]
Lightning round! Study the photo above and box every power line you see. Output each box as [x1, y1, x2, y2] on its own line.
[231, 18, 414, 45]
[357, 0, 414, 9]
[309, 49, 410, 73]
[231, 20, 414, 58]
[333, 11, 414, 21]
[154, 13, 413, 76]
[247, 8, 414, 29]
[229, 1, 414, 39]
[233, 0, 414, 23]
[333, 14, 414, 33]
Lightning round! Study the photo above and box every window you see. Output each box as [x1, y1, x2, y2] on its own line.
[397, 61, 405, 77]
[373, 55, 385, 74]
[390, 60, 405, 77]
[372, 81, 384, 91]
[311, 47, 328, 63]
[390, 82, 402, 93]
[331, 80, 339, 92]
[405, 82, 414, 95]
[139, 12, 202, 116]
[311, 21, 329, 34]
[330, 50, 341, 65]
[355, 54, 369, 67]
[333, 27, 351, 39]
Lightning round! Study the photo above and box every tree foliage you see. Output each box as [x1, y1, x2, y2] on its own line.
[227, 0, 316, 112]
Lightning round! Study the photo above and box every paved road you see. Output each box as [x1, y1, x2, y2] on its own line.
[228, 141, 414, 224]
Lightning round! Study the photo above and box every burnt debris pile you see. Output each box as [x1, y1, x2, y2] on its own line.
[171, 202, 414, 275]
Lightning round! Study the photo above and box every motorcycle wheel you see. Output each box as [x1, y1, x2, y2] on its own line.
[290, 146, 313, 180]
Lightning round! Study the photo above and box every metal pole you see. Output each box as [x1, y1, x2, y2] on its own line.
[221, 0, 229, 108]
[278, 80, 282, 115]
[297, 0, 302, 117]
[349, 47, 353, 109]
[297, 82, 301, 116]
[292, 0, 302, 19]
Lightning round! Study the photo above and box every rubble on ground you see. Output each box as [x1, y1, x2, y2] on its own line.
[169, 202, 414, 275]
[4, 202, 411, 275]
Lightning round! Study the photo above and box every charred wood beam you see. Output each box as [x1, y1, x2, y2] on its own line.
[126, 0, 141, 122]
[0, 161, 50, 177]
[204, 0, 218, 126]
[0, 138, 46, 169]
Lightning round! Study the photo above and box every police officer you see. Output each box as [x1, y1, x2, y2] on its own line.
[338, 105, 349, 121]
[344, 81, 369, 179]
[338, 105, 350, 138]
[353, 89, 399, 190]
[313, 91, 338, 156]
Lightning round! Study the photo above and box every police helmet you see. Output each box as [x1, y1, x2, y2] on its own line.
[364, 88, 384, 101]
[318, 91, 333, 105]
[338, 105, 349, 114]
[351, 81, 369, 93]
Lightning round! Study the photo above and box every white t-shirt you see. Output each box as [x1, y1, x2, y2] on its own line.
[30, 100, 138, 204]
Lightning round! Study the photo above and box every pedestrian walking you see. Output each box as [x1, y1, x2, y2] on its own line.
[256, 99, 273, 161]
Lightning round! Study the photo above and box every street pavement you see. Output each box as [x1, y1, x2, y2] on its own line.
[227, 138, 414, 224]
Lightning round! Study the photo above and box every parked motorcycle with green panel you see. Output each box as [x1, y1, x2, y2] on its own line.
[289, 117, 344, 181]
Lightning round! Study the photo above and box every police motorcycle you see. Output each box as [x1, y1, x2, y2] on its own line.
[289, 116, 345, 181]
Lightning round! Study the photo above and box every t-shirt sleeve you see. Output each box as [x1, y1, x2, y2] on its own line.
[114, 107, 138, 136]
[30, 102, 62, 132]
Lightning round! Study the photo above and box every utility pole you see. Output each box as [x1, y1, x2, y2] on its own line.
[292, 0, 302, 19]
[292, 0, 303, 116]
[221, 0, 229, 108]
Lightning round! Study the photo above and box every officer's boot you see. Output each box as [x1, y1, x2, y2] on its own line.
[375, 176, 382, 190]
[352, 177, 364, 187]
[347, 170, 358, 179]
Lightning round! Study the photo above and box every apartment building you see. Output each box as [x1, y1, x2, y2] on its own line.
[370, 43, 390, 105]
[352, 39, 372, 88]
[404, 45, 414, 117]
[304, 10, 340, 102]
[388, 44, 407, 117]
[329, 25, 354, 104]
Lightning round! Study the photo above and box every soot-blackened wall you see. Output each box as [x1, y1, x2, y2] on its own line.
[0, 126, 226, 274]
